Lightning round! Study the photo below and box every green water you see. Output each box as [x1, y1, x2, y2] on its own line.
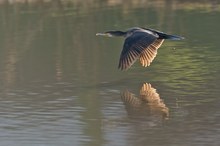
[0, 1, 219, 146]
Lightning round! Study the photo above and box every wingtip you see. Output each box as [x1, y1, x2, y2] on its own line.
[118, 64, 129, 71]
[118, 66, 126, 71]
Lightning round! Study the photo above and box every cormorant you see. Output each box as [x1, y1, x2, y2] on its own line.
[96, 27, 184, 70]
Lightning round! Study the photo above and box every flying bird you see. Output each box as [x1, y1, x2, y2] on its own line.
[96, 27, 184, 70]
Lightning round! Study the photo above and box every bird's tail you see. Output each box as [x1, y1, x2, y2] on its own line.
[159, 33, 184, 40]
[146, 28, 184, 40]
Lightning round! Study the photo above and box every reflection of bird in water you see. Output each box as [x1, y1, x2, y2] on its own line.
[96, 27, 184, 70]
[121, 83, 169, 119]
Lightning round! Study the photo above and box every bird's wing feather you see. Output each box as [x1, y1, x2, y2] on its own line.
[118, 31, 158, 70]
[140, 83, 161, 103]
[139, 39, 164, 67]
[121, 90, 142, 108]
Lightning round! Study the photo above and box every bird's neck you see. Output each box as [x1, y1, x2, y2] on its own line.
[106, 31, 126, 37]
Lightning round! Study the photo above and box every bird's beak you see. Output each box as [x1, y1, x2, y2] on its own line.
[96, 32, 113, 37]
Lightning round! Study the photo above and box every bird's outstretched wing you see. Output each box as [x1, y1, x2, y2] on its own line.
[118, 31, 158, 70]
[139, 39, 164, 67]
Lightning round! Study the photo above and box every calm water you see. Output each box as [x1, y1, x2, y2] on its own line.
[0, 1, 219, 146]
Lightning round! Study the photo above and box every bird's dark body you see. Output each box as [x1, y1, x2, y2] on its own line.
[96, 27, 184, 70]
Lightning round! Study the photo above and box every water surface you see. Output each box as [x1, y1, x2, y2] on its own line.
[0, 1, 219, 146]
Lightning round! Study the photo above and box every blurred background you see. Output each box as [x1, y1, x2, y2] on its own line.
[0, 0, 219, 146]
